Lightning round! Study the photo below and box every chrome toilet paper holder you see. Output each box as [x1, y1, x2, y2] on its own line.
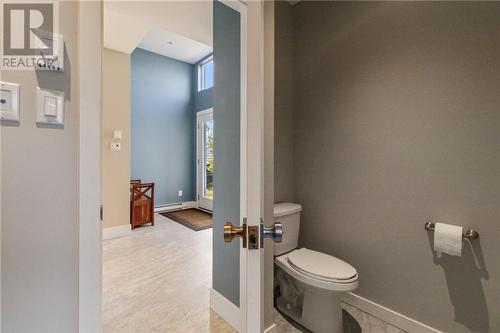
[425, 222, 479, 240]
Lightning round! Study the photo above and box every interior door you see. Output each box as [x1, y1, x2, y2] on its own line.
[197, 109, 214, 211]
[212, 1, 273, 332]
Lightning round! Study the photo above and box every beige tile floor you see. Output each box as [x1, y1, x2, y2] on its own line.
[103, 214, 404, 333]
[103, 214, 236, 333]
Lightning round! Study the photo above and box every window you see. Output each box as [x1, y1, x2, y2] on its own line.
[198, 56, 214, 91]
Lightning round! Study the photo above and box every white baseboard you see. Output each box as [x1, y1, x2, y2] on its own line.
[210, 288, 241, 332]
[340, 293, 442, 333]
[154, 201, 197, 213]
[264, 323, 277, 333]
[102, 224, 131, 240]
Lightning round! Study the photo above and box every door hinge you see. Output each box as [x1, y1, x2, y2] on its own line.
[100, 205, 103, 221]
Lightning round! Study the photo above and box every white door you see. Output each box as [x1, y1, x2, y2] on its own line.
[197, 109, 214, 211]
[213, 1, 276, 332]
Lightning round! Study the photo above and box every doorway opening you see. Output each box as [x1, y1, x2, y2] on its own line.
[100, 2, 225, 332]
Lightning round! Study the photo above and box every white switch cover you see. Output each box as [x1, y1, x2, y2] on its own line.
[44, 96, 58, 116]
[113, 130, 122, 140]
[178, 190, 183, 197]
[0, 82, 20, 122]
[110, 142, 121, 152]
[36, 87, 64, 126]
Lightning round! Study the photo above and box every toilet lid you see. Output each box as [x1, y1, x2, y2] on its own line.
[288, 248, 357, 281]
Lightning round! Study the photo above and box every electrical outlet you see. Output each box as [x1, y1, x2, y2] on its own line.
[110, 142, 121, 152]
[178, 190, 183, 197]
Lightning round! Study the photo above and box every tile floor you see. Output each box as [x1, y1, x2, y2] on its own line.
[103, 214, 404, 333]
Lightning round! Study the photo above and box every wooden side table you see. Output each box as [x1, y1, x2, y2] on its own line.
[130, 181, 155, 229]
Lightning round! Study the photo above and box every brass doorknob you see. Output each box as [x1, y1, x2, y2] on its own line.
[224, 222, 247, 248]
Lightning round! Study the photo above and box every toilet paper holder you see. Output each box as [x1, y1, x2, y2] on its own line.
[425, 222, 479, 240]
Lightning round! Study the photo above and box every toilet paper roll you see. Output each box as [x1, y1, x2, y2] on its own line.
[434, 223, 463, 257]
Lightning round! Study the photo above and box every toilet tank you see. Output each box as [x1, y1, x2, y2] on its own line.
[274, 203, 302, 256]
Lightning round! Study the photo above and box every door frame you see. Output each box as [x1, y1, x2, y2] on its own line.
[78, 1, 103, 332]
[78, 1, 265, 332]
[196, 108, 214, 212]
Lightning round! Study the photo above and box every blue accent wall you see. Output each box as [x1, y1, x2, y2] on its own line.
[131, 48, 195, 206]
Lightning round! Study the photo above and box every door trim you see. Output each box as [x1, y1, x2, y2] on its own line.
[197, 107, 213, 117]
[78, 1, 102, 332]
[210, 289, 242, 332]
[244, 1, 265, 332]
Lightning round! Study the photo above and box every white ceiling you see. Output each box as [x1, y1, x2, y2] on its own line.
[104, 1, 212, 62]
[138, 28, 212, 64]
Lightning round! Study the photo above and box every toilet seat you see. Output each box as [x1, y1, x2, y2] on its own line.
[287, 248, 358, 284]
[275, 248, 359, 292]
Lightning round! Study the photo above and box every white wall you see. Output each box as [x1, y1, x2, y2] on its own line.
[104, 1, 213, 54]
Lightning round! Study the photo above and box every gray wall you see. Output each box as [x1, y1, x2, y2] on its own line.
[276, 2, 500, 332]
[131, 48, 195, 206]
[1, 2, 79, 331]
[274, 0, 295, 203]
[212, 0, 241, 307]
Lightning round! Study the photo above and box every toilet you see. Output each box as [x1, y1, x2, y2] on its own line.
[273, 203, 359, 333]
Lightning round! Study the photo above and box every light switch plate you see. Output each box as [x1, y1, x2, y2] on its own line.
[113, 130, 122, 140]
[36, 87, 64, 126]
[44, 96, 58, 116]
[0, 82, 20, 122]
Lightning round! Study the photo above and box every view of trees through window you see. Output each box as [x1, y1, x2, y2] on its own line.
[204, 120, 214, 199]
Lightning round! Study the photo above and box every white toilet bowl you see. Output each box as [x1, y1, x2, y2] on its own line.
[273, 203, 359, 333]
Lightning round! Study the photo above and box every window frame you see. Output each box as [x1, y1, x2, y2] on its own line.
[198, 55, 214, 91]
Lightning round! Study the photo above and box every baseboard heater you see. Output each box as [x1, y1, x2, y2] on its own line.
[154, 201, 196, 213]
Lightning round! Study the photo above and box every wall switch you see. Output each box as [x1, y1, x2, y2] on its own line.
[0, 82, 20, 122]
[178, 190, 183, 197]
[113, 130, 122, 140]
[110, 142, 121, 152]
[36, 87, 64, 126]
[43, 96, 58, 116]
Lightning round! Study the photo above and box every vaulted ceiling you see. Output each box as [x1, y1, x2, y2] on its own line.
[104, 1, 212, 63]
